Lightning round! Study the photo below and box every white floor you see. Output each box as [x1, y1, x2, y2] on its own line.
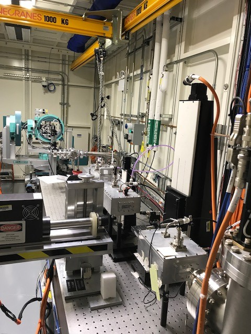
[0, 260, 45, 334]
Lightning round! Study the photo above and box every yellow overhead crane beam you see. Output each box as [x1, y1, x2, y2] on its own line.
[0, 1, 182, 70]
[0, 4, 113, 39]
[71, 40, 99, 71]
[71, 0, 182, 71]
[123, 0, 182, 34]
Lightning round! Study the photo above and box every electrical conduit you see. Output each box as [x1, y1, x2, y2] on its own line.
[147, 16, 162, 146]
[153, 11, 171, 146]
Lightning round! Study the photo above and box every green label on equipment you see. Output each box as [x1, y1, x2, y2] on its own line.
[147, 119, 154, 146]
[153, 120, 161, 145]
[13, 160, 28, 164]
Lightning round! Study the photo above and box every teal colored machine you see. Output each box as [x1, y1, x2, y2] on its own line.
[33, 113, 64, 143]
[3, 111, 64, 146]
[3, 111, 22, 147]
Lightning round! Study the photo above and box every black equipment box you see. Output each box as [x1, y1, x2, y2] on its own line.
[0, 193, 43, 245]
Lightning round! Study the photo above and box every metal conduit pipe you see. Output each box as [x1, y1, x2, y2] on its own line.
[164, 49, 219, 89]
[0, 64, 69, 125]
[137, 33, 146, 123]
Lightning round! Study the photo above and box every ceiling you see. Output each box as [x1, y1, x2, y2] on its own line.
[0, 0, 142, 51]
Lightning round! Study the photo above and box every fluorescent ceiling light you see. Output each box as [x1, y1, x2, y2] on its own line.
[20, 0, 35, 9]
[5, 25, 16, 40]
[22, 28, 31, 42]
[0, 0, 11, 4]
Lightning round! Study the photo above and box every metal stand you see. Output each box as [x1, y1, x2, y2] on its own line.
[161, 284, 169, 327]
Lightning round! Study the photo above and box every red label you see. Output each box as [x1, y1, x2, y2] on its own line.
[0, 224, 22, 232]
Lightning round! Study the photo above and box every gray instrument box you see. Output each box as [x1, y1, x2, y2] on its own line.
[104, 183, 141, 216]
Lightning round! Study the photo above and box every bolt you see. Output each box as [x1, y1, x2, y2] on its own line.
[243, 254, 251, 261]
[205, 309, 210, 315]
[225, 239, 233, 246]
[209, 298, 215, 304]
[223, 83, 229, 90]
[233, 230, 239, 237]
[217, 290, 222, 297]
[244, 238, 251, 245]
[231, 246, 241, 254]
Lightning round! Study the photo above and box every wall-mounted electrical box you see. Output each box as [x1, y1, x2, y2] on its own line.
[124, 123, 144, 145]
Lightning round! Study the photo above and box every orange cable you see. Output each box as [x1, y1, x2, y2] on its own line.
[36, 278, 51, 334]
[198, 76, 220, 230]
[247, 84, 251, 113]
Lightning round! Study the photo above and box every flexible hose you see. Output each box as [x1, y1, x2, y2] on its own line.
[196, 187, 242, 334]
[131, 144, 175, 178]
[198, 76, 220, 230]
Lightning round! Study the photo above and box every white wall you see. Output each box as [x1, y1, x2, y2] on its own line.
[100, 0, 243, 193]
[0, 47, 95, 177]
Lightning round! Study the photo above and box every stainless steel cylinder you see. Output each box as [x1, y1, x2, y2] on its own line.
[221, 241, 251, 334]
[234, 149, 249, 189]
[242, 113, 251, 147]
[222, 278, 251, 334]
[50, 218, 93, 230]
[187, 269, 228, 334]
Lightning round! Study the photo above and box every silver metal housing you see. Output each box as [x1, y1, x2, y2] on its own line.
[65, 178, 104, 219]
[135, 228, 207, 285]
[103, 182, 141, 216]
[187, 268, 228, 334]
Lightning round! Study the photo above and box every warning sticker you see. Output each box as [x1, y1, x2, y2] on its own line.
[0, 205, 12, 212]
[0, 221, 25, 245]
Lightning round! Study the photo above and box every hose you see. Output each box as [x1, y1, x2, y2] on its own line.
[197, 76, 220, 230]
[196, 187, 242, 334]
[131, 144, 175, 178]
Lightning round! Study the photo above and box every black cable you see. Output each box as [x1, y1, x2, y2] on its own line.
[192, 217, 217, 225]
[229, 97, 245, 131]
[168, 282, 186, 299]
[36, 263, 47, 298]
[141, 196, 154, 211]
[138, 189, 164, 214]
[139, 278, 157, 306]
[148, 151, 156, 172]
[138, 183, 165, 200]
[160, 217, 174, 224]
[45, 303, 54, 334]
[143, 226, 159, 306]
[18, 298, 42, 321]
[236, 1, 251, 97]
[46, 323, 54, 334]
[129, 152, 139, 157]
[48, 158, 55, 175]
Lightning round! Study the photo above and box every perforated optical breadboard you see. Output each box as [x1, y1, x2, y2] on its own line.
[60, 255, 193, 334]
